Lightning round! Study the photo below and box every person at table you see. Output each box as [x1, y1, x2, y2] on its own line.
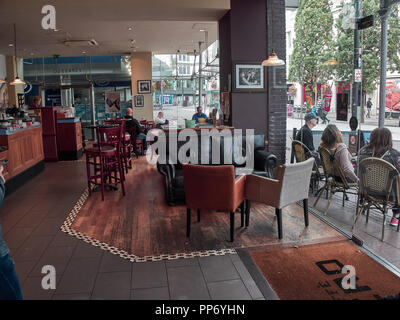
[296, 112, 320, 163]
[155, 111, 166, 126]
[29, 96, 42, 109]
[124, 108, 147, 149]
[0, 165, 23, 300]
[192, 107, 208, 124]
[320, 124, 358, 183]
[358, 127, 400, 227]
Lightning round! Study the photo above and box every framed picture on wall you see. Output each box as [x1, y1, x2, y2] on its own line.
[134, 95, 144, 107]
[232, 62, 266, 92]
[138, 80, 151, 94]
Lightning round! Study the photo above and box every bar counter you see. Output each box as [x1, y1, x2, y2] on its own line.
[0, 124, 45, 194]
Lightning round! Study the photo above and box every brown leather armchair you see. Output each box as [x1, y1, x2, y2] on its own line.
[182, 164, 246, 242]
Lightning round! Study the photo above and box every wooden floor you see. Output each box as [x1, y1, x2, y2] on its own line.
[71, 158, 346, 257]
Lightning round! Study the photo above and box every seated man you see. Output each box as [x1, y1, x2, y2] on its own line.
[155, 111, 167, 126]
[192, 107, 208, 124]
[296, 112, 320, 164]
[124, 108, 147, 150]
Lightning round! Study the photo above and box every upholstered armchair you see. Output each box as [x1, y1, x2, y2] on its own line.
[245, 158, 314, 239]
[182, 164, 246, 242]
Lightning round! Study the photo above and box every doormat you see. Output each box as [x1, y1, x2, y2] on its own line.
[247, 240, 400, 300]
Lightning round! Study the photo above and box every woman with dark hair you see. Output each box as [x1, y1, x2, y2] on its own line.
[320, 124, 358, 183]
[358, 127, 400, 226]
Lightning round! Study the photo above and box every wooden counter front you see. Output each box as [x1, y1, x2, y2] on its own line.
[0, 126, 44, 179]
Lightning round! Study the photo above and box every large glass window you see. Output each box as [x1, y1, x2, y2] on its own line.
[152, 41, 220, 128]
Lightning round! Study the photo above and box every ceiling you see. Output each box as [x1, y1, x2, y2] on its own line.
[0, 0, 230, 58]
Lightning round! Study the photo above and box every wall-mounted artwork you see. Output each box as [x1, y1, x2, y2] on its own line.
[233, 62, 265, 92]
[134, 95, 144, 107]
[138, 80, 151, 94]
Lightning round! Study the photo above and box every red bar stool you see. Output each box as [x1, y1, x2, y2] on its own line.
[104, 119, 132, 175]
[85, 126, 126, 201]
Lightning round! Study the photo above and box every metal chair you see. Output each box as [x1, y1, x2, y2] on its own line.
[313, 146, 358, 215]
[292, 140, 323, 194]
[352, 157, 400, 241]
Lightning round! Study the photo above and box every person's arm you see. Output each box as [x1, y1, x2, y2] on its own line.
[337, 147, 359, 182]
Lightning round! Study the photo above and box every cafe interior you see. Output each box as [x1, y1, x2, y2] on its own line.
[0, 0, 399, 301]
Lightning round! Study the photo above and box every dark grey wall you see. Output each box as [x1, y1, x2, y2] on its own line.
[218, 0, 287, 164]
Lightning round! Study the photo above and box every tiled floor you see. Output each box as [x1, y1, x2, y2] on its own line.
[1, 161, 264, 300]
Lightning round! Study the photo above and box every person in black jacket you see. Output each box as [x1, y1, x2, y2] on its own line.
[0, 165, 23, 300]
[124, 108, 147, 150]
[296, 113, 318, 151]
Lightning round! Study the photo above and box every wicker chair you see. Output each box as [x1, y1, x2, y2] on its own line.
[352, 157, 400, 241]
[313, 146, 358, 215]
[292, 140, 323, 194]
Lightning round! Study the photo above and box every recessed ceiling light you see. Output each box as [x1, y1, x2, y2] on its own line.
[128, 27, 133, 31]
[8, 44, 13, 47]
[199, 29, 206, 32]
[54, 29, 59, 32]
[30, 52, 35, 56]
[82, 51, 86, 54]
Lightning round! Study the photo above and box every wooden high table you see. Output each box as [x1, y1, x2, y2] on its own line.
[0, 124, 45, 194]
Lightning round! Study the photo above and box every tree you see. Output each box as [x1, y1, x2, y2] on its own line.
[289, 0, 335, 103]
[334, 0, 400, 94]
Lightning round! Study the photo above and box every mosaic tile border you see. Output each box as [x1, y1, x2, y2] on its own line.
[60, 188, 237, 263]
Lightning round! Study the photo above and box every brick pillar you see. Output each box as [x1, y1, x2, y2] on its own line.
[266, 0, 287, 164]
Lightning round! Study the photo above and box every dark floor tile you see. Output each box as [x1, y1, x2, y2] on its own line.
[13, 235, 53, 262]
[3, 227, 34, 249]
[99, 252, 132, 273]
[56, 258, 100, 294]
[52, 293, 91, 300]
[131, 287, 170, 300]
[207, 279, 252, 300]
[21, 277, 55, 300]
[28, 246, 75, 277]
[166, 257, 199, 268]
[49, 231, 79, 247]
[31, 218, 65, 236]
[167, 265, 210, 300]
[131, 261, 167, 289]
[91, 272, 131, 300]
[14, 260, 37, 285]
[15, 211, 47, 229]
[231, 259, 263, 299]
[71, 241, 104, 260]
[198, 255, 240, 283]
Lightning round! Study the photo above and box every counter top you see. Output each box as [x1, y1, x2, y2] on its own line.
[0, 123, 41, 135]
[57, 117, 80, 123]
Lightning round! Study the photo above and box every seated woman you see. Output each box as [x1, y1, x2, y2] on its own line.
[358, 127, 400, 227]
[320, 124, 358, 183]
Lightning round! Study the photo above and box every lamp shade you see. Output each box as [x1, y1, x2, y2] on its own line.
[10, 77, 26, 85]
[262, 51, 285, 67]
